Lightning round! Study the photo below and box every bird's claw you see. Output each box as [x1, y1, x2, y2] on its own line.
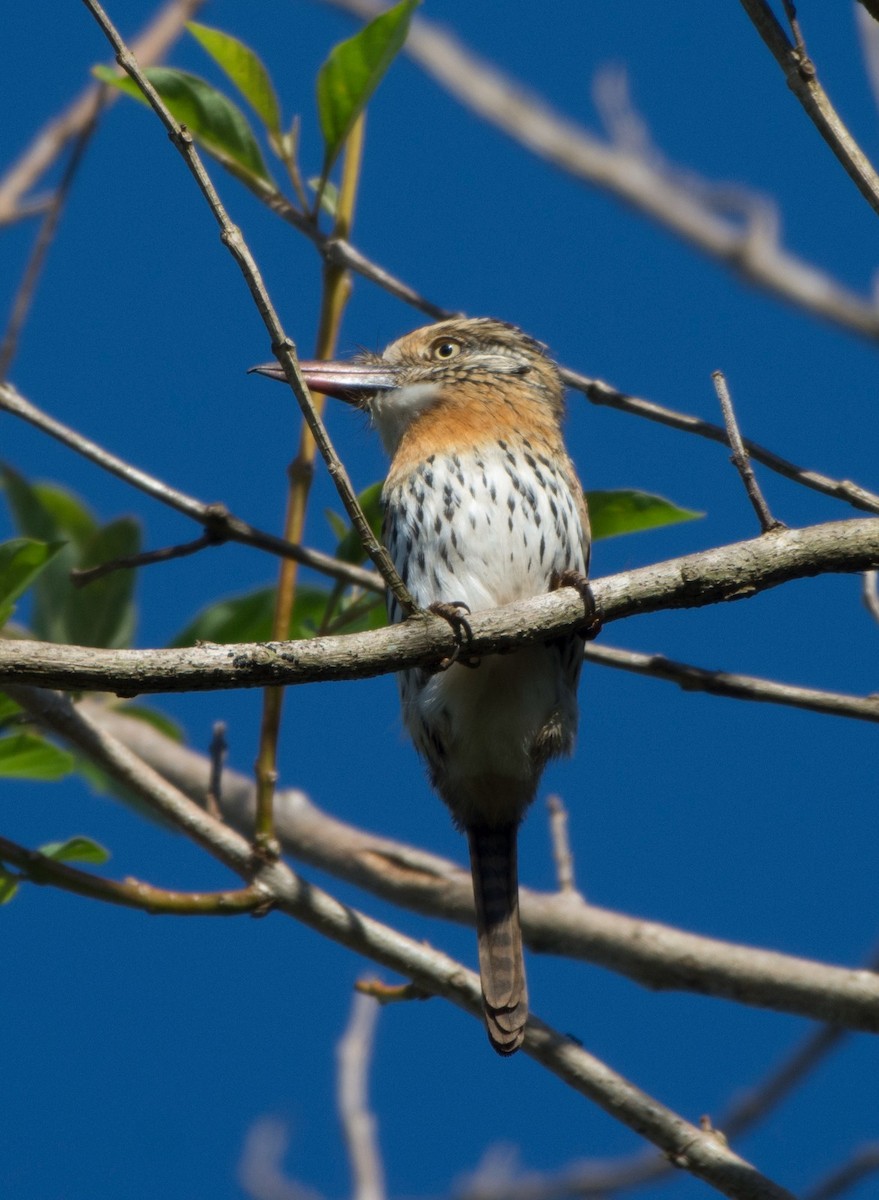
[427, 601, 480, 670]
[551, 569, 602, 641]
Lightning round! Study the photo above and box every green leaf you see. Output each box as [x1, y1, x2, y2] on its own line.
[1, 468, 141, 646]
[587, 489, 703, 541]
[0, 734, 74, 781]
[0, 871, 19, 905]
[171, 585, 335, 646]
[68, 517, 141, 648]
[328, 481, 384, 564]
[316, 0, 418, 177]
[32, 484, 97, 547]
[187, 21, 281, 134]
[0, 538, 64, 627]
[93, 65, 273, 186]
[38, 836, 110, 865]
[0, 693, 23, 728]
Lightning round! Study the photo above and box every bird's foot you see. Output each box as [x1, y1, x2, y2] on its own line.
[427, 600, 480, 670]
[550, 569, 602, 641]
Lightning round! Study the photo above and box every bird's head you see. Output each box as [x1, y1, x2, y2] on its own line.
[250, 317, 565, 456]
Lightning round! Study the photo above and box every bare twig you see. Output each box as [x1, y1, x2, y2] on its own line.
[566, 367, 879, 517]
[712, 370, 784, 533]
[0, 382, 381, 593]
[583, 642, 879, 724]
[4, 682, 794, 1199]
[336, 995, 386, 1200]
[0, 109, 101, 379]
[206, 719, 227, 818]
[740, 0, 879, 218]
[546, 795, 577, 895]
[0, 834, 265, 914]
[0, 0, 206, 225]
[80, 0, 414, 616]
[71, 531, 220, 585]
[3, 516, 878, 694]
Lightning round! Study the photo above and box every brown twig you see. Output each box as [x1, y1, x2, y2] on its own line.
[71, 530, 220, 586]
[79, 0, 414, 617]
[583, 643, 879, 724]
[740, 0, 879, 218]
[0, 382, 381, 593]
[712, 370, 785, 533]
[566, 367, 879, 517]
[0, 833, 264, 914]
[206, 719, 227, 818]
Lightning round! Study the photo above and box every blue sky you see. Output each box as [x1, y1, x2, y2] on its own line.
[3, 3, 879, 1198]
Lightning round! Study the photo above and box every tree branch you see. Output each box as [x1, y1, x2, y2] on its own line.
[583, 643, 879, 724]
[75, 702, 879, 1035]
[740, 0, 879, 218]
[1, 518, 877, 693]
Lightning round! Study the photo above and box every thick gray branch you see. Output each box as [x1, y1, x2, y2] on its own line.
[1, 519, 877, 694]
[87, 704, 879, 1034]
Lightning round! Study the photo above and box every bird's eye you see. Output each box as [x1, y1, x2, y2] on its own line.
[431, 339, 461, 361]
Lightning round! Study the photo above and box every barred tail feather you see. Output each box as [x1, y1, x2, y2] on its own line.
[467, 825, 528, 1055]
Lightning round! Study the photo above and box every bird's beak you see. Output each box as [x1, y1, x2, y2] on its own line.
[249, 359, 398, 405]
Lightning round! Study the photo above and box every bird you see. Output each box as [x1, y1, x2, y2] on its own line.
[252, 317, 593, 1055]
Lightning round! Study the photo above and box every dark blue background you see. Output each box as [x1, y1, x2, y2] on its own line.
[3, 3, 878, 1197]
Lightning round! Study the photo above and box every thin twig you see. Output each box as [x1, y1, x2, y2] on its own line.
[0, 107, 102, 379]
[80, 0, 414, 616]
[265, 202, 879, 522]
[0, 382, 381, 593]
[567, 367, 879, 517]
[546, 795, 577, 895]
[206, 719, 227, 819]
[740, 0, 879, 218]
[71, 530, 220, 586]
[6, 682, 794, 1199]
[584, 643, 879, 724]
[712, 370, 784, 532]
[336, 994, 386, 1200]
[254, 113, 366, 852]
[0, 834, 264, 914]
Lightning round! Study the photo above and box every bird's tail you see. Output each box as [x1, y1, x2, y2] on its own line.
[467, 825, 528, 1055]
